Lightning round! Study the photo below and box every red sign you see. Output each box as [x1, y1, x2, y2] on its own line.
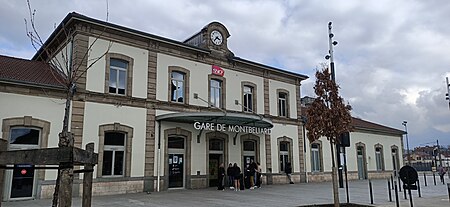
[21, 169, 27, 175]
[211, 65, 224, 76]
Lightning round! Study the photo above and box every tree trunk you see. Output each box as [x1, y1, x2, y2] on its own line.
[52, 88, 75, 207]
[330, 140, 340, 207]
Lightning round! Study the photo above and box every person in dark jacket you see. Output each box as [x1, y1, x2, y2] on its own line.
[218, 163, 225, 190]
[233, 163, 241, 191]
[285, 162, 294, 184]
[227, 163, 234, 189]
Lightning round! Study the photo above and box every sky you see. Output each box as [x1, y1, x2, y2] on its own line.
[1, 0, 450, 148]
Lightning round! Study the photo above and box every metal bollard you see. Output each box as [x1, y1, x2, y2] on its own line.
[433, 172, 436, 185]
[417, 180, 421, 197]
[388, 180, 392, 202]
[423, 172, 427, 186]
[391, 175, 394, 190]
[403, 180, 407, 200]
[369, 179, 374, 204]
[447, 183, 450, 203]
[394, 181, 400, 207]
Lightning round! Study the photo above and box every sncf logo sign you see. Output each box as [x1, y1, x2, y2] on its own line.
[211, 65, 224, 76]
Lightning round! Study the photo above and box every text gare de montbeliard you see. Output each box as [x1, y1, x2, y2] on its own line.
[193, 122, 272, 135]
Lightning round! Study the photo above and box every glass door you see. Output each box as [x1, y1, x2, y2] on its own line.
[168, 154, 184, 188]
[10, 164, 35, 198]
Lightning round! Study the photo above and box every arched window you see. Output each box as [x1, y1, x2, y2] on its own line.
[311, 143, 321, 172]
[375, 144, 384, 171]
[277, 89, 290, 117]
[168, 66, 190, 104]
[241, 82, 257, 113]
[105, 53, 134, 96]
[98, 123, 133, 178]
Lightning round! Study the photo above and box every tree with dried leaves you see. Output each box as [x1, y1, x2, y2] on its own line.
[24, 1, 111, 206]
[305, 66, 352, 207]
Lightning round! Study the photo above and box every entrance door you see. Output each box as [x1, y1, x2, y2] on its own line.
[357, 146, 365, 179]
[209, 154, 223, 187]
[168, 137, 185, 189]
[10, 164, 35, 198]
[6, 127, 40, 200]
[169, 154, 184, 188]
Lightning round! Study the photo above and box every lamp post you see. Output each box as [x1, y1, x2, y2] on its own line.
[325, 22, 346, 191]
[402, 121, 411, 165]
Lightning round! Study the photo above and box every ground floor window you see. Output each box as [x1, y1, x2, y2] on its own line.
[98, 123, 133, 178]
[311, 143, 321, 172]
[102, 132, 126, 176]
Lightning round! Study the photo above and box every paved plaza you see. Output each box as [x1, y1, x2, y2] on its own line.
[2, 175, 449, 207]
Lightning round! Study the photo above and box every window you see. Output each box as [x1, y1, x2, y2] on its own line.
[102, 132, 126, 176]
[375, 147, 383, 171]
[243, 141, 255, 151]
[105, 53, 134, 96]
[243, 86, 254, 112]
[277, 90, 290, 117]
[109, 59, 128, 95]
[10, 128, 40, 146]
[98, 123, 133, 178]
[209, 139, 224, 151]
[311, 143, 321, 172]
[210, 79, 222, 108]
[279, 141, 289, 172]
[171, 71, 185, 103]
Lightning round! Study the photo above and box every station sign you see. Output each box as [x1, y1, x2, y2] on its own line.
[193, 121, 271, 135]
[211, 65, 224, 76]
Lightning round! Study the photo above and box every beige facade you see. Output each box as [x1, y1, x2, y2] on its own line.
[0, 12, 404, 201]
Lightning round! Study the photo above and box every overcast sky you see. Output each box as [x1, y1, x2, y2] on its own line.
[1, 0, 450, 148]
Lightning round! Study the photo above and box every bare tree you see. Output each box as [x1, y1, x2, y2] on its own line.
[24, 1, 111, 206]
[305, 65, 352, 207]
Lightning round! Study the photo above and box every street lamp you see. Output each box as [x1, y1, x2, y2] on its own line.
[402, 121, 411, 165]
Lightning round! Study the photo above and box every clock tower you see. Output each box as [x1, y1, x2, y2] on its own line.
[184, 22, 233, 59]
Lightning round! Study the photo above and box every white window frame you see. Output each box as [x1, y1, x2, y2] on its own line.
[278, 92, 287, 117]
[102, 132, 126, 177]
[311, 143, 321, 172]
[109, 59, 128, 95]
[171, 71, 185, 103]
[243, 86, 253, 112]
[210, 79, 222, 108]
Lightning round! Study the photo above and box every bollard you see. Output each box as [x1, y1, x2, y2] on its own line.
[447, 183, 450, 203]
[433, 172, 436, 185]
[398, 176, 402, 192]
[417, 180, 421, 198]
[369, 179, 374, 204]
[403, 180, 407, 200]
[423, 172, 427, 186]
[394, 181, 400, 207]
[391, 175, 394, 190]
[388, 180, 392, 202]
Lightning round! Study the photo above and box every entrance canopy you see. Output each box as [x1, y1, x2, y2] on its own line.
[156, 112, 273, 128]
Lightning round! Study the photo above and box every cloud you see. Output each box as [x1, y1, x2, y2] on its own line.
[1, 0, 449, 146]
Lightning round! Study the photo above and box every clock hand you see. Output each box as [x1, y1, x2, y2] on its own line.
[215, 37, 220, 41]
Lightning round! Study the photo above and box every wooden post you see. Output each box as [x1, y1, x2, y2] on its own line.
[82, 143, 94, 207]
[0, 139, 7, 207]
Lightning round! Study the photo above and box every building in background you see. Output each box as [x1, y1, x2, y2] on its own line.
[1, 13, 403, 201]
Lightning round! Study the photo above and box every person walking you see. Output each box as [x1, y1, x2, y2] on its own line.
[438, 165, 446, 184]
[218, 163, 225, 190]
[285, 162, 294, 184]
[233, 163, 241, 191]
[256, 162, 262, 188]
[249, 160, 256, 189]
[227, 163, 234, 189]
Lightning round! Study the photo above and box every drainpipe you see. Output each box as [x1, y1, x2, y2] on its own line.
[157, 120, 161, 192]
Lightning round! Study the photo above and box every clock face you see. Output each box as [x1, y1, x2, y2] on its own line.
[210, 30, 223, 46]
